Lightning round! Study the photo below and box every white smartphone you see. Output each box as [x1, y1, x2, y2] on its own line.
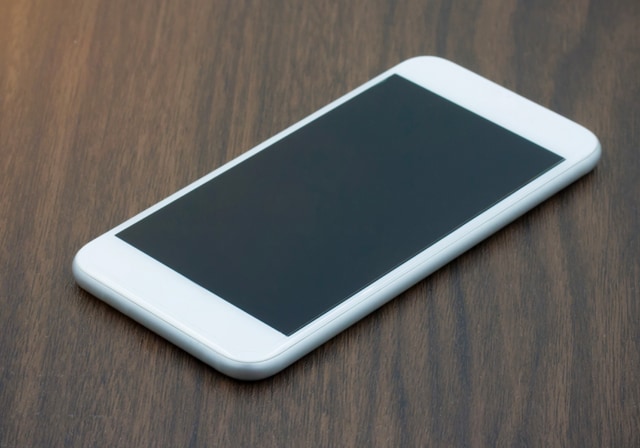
[73, 56, 600, 380]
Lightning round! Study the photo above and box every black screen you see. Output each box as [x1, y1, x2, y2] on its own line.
[118, 75, 563, 335]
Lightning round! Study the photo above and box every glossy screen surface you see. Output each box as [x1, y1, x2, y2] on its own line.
[118, 75, 563, 335]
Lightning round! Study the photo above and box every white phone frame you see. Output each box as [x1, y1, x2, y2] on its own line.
[73, 56, 601, 380]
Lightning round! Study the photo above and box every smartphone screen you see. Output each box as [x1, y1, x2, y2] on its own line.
[117, 75, 563, 336]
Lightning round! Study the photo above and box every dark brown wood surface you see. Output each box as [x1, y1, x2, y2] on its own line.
[1, 0, 638, 446]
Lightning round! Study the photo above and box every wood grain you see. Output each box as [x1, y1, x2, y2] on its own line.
[1, 0, 638, 446]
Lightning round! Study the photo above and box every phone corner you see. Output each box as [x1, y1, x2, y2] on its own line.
[581, 129, 602, 173]
[187, 342, 293, 381]
[398, 55, 446, 68]
[220, 360, 285, 382]
[590, 132, 602, 162]
[71, 245, 88, 282]
[71, 238, 105, 292]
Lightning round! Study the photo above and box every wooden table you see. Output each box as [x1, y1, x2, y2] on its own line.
[1, 0, 638, 445]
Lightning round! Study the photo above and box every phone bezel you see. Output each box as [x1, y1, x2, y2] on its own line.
[73, 56, 600, 379]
